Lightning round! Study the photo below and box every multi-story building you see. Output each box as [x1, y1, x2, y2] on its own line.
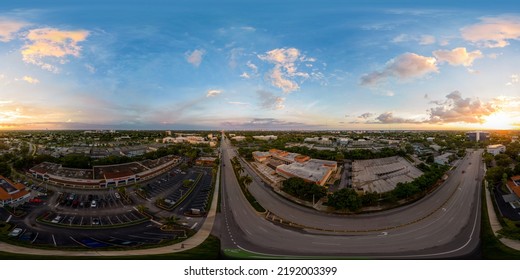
[466, 131, 489, 142]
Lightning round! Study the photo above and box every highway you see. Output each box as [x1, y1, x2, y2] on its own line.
[217, 134, 483, 258]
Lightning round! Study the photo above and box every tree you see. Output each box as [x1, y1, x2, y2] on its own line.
[241, 175, 252, 187]
[136, 204, 148, 213]
[161, 215, 181, 229]
[183, 179, 193, 188]
[117, 186, 127, 197]
[361, 191, 379, 206]
[281, 177, 327, 202]
[327, 188, 361, 211]
[393, 182, 420, 199]
[0, 162, 12, 178]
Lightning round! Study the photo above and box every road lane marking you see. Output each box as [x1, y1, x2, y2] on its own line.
[5, 215, 12, 223]
[190, 223, 198, 229]
[52, 234, 57, 246]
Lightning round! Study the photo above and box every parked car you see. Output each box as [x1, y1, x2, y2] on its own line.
[114, 192, 121, 199]
[92, 218, 100, 225]
[8, 228, 23, 237]
[19, 231, 35, 241]
[51, 216, 62, 223]
[29, 198, 42, 204]
[91, 200, 97, 208]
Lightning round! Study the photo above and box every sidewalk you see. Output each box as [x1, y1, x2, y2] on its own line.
[0, 165, 221, 257]
[485, 184, 520, 250]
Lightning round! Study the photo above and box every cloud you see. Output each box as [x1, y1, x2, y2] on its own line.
[85, 63, 96, 73]
[359, 112, 373, 119]
[392, 34, 436, 45]
[22, 76, 39, 84]
[258, 48, 311, 93]
[240, 72, 250, 79]
[432, 47, 483, 66]
[256, 90, 286, 110]
[427, 91, 497, 123]
[419, 35, 436, 45]
[206, 89, 222, 97]
[21, 28, 90, 72]
[185, 49, 205, 67]
[0, 18, 28, 42]
[360, 53, 438, 86]
[221, 118, 311, 129]
[461, 16, 520, 48]
[374, 112, 418, 124]
[247, 61, 258, 73]
[506, 74, 519, 86]
[228, 101, 249, 106]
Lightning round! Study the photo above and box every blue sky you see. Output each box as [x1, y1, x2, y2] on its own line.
[0, 0, 519, 130]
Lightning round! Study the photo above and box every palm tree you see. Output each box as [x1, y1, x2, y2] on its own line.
[117, 186, 127, 197]
[241, 175, 253, 189]
[161, 215, 181, 229]
[136, 204, 148, 214]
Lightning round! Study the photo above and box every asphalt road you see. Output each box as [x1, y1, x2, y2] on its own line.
[218, 135, 482, 258]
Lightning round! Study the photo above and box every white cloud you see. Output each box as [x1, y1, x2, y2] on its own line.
[186, 49, 205, 67]
[427, 91, 496, 123]
[461, 16, 520, 48]
[392, 34, 436, 45]
[240, 72, 250, 79]
[257, 90, 285, 110]
[22, 28, 90, 72]
[506, 74, 519, 86]
[0, 18, 28, 42]
[432, 47, 483, 67]
[374, 112, 419, 124]
[419, 35, 436, 45]
[206, 89, 222, 97]
[22, 76, 39, 84]
[85, 63, 96, 73]
[391, 34, 409, 43]
[228, 101, 249, 106]
[258, 48, 311, 93]
[360, 52, 438, 86]
[247, 61, 258, 73]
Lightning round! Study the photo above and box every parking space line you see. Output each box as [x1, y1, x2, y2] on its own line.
[52, 234, 57, 247]
[5, 215, 12, 223]
[31, 232, 39, 244]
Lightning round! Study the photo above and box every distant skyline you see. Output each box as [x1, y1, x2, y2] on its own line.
[0, 1, 519, 131]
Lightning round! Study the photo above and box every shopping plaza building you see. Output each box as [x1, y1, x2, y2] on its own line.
[253, 149, 337, 186]
[29, 155, 181, 189]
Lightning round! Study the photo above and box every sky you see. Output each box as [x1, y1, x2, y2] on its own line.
[0, 0, 519, 131]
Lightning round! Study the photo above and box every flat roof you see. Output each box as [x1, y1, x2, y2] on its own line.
[0, 176, 28, 201]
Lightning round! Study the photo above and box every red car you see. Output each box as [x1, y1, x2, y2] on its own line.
[29, 198, 42, 203]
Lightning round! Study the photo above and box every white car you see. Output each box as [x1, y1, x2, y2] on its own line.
[114, 192, 121, 199]
[8, 227, 23, 237]
[91, 200, 97, 208]
[51, 216, 62, 223]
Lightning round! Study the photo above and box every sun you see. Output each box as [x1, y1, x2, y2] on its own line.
[482, 112, 514, 130]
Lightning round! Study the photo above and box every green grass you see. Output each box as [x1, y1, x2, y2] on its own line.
[0, 235, 221, 260]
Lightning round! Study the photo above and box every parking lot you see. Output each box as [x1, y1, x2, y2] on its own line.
[4, 220, 181, 248]
[56, 191, 129, 210]
[142, 170, 191, 199]
[184, 171, 213, 214]
[39, 210, 148, 227]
